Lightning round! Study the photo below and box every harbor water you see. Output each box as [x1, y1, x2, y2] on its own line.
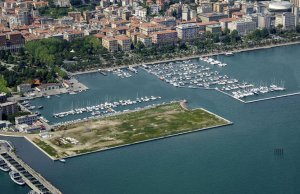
[1, 44, 300, 194]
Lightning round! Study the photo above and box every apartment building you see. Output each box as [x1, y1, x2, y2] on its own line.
[228, 19, 256, 35]
[102, 36, 118, 52]
[151, 30, 178, 45]
[176, 23, 200, 41]
[275, 12, 295, 30]
[115, 35, 131, 51]
[15, 114, 38, 125]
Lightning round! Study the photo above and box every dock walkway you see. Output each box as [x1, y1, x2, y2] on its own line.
[0, 141, 62, 194]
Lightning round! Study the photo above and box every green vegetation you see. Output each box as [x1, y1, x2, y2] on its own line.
[0, 75, 10, 94]
[35, 102, 230, 158]
[33, 138, 59, 158]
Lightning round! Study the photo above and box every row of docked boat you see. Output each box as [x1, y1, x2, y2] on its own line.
[0, 158, 25, 186]
[231, 85, 285, 99]
[142, 60, 285, 99]
[53, 102, 166, 126]
[112, 68, 132, 78]
[199, 57, 227, 67]
[1, 152, 51, 193]
[52, 96, 162, 118]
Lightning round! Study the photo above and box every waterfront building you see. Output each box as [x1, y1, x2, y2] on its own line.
[102, 36, 118, 52]
[139, 23, 164, 36]
[228, 19, 256, 35]
[137, 34, 152, 47]
[0, 120, 12, 128]
[115, 35, 131, 51]
[16, 123, 42, 133]
[275, 12, 295, 30]
[0, 102, 19, 116]
[199, 13, 228, 22]
[15, 114, 38, 125]
[35, 83, 61, 92]
[206, 24, 222, 34]
[17, 84, 32, 93]
[257, 14, 275, 29]
[176, 23, 201, 41]
[151, 30, 178, 45]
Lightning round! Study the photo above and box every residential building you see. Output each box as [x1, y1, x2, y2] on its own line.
[68, 12, 82, 23]
[102, 36, 118, 52]
[63, 30, 84, 41]
[17, 84, 32, 93]
[15, 114, 38, 125]
[275, 12, 295, 30]
[228, 19, 256, 35]
[197, 4, 213, 14]
[36, 83, 61, 92]
[115, 35, 131, 51]
[199, 13, 228, 22]
[206, 24, 222, 34]
[257, 14, 275, 29]
[151, 30, 177, 45]
[0, 32, 25, 52]
[139, 23, 164, 36]
[150, 4, 161, 15]
[0, 101, 19, 116]
[151, 17, 177, 27]
[176, 23, 201, 41]
[137, 34, 152, 47]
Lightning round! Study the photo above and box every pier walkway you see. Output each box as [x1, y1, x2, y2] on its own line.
[0, 141, 62, 194]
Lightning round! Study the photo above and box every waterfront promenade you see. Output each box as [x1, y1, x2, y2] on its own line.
[0, 140, 62, 194]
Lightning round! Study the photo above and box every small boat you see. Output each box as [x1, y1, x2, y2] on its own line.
[37, 106, 43, 109]
[0, 159, 10, 172]
[59, 159, 66, 163]
[224, 52, 234, 56]
[9, 171, 26, 186]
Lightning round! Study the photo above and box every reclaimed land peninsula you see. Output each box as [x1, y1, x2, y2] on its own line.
[27, 102, 231, 159]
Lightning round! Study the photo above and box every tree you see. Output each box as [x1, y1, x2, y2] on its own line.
[296, 25, 300, 33]
[230, 30, 240, 43]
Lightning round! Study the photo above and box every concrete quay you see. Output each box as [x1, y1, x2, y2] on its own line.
[0, 141, 62, 194]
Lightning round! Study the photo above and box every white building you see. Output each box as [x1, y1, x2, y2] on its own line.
[228, 19, 257, 35]
[135, 6, 147, 19]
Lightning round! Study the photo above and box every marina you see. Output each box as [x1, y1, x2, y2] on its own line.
[142, 57, 286, 101]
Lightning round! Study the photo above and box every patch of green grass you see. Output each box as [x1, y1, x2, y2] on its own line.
[33, 138, 59, 157]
